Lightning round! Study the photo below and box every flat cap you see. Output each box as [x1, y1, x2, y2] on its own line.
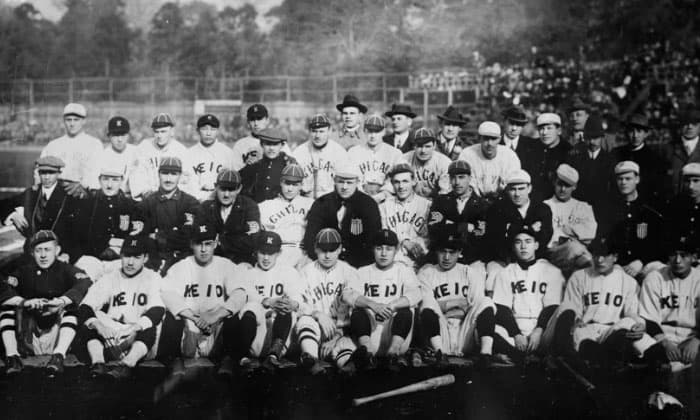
[371, 229, 398, 247]
[308, 114, 331, 129]
[107, 116, 130, 136]
[121, 236, 148, 256]
[63, 103, 86, 118]
[197, 114, 220, 129]
[505, 169, 531, 185]
[151, 113, 174, 129]
[216, 169, 241, 188]
[388, 162, 414, 178]
[36, 156, 65, 172]
[501, 105, 528, 125]
[254, 127, 287, 143]
[281, 163, 304, 182]
[583, 115, 605, 139]
[413, 127, 436, 145]
[626, 113, 650, 130]
[385, 103, 416, 119]
[364, 115, 386, 133]
[614, 160, 640, 175]
[334, 162, 361, 179]
[536, 113, 562, 126]
[315, 228, 342, 251]
[448, 160, 471, 176]
[478, 121, 501, 138]
[247, 104, 268, 120]
[99, 162, 125, 178]
[159, 156, 182, 173]
[256, 231, 282, 254]
[555, 163, 579, 186]
[682, 163, 700, 177]
[30, 230, 58, 248]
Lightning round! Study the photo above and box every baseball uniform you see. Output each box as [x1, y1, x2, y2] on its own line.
[41, 132, 103, 188]
[130, 138, 190, 200]
[259, 195, 314, 267]
[87, 144, 138, 192]
[458, 144, 521, 197]
[292, 140, 349, 199]
[403, 151, 452, 198]
[379, 194, 431, 267]
[183, 141, 236, 202]
[231, 135, 291, 172]
[347, 143, 405, 194]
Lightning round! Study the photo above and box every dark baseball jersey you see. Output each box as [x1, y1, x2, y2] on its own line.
[240, 152, 296, 203]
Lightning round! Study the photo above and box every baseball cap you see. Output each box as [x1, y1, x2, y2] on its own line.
[431, 226, 463, 250]
[121, 236, 148, 256]
[99, 162, 125, 178]
[63, 103, 86, 118]
[364, 115, 386, 133]
[667, 235, 696, 254]
[448, 160, 471, 176]
[216, 169, 241, 188]
[588, 236, 615, 256]
[159, 157, 182, 173]
[413, 127, 436, 145]
[256, 231, 282, 254]
[388, 163, 414, 179]
[308, 114, 331, 129]
[507, 223, 538, 243]
[107, 116, 130, 136]
[152, 113, 174, 129]
[315, 228, 342, 252]
[478, 121, 501, 138]
[626, 113, 650, 130]
[536, 113, 561, 126]
[192, 223, 217, 243]
[505, 169, 531, 185]
[254, 128, 287, 144]
[247, 104, 268, 121]
[555, 164, 579, 186]
[281, 164, 304, 182]
[583, 115, 605, 139]
[614, 161, 639, 176]
[334, 162, 361, 179]
[197, 114, 220, 129]
[30, 230, 58, 248]
[682, 163, 700, 178]
[371, 229, 399, 247]
[36, 156, 65, 172]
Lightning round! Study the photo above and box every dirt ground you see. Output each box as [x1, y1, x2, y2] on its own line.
[0, 356, 694, 420]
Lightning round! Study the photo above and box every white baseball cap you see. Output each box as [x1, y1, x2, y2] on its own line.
[63, 103, 87, 118]
[478, 121, 501, 138]
[536, 113, 561, 126]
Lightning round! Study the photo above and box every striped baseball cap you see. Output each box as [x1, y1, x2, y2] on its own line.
[254, 128, 287, 143]
[152, 113, 174, 129]
[159, 157, 182, 173]
[413, 127, 436, 145]
[364, 115, 386, 132]
[216, 169, 241, 188]
[315, 228, 342, 251]
[388, 162, 414, 178]
[309, 114, 331, 129]
[281, 164, 304, 182]
[30, 230, 59, 248]
[448, 160, 471, 176]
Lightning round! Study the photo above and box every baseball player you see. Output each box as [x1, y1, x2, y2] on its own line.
[231, 104, 291, 171]
[458, 121, 521, 202]
[637, 237, 700, 370]
[491, 225, 565, 363]
[158, 223, 254, 374]
[347, 115, 405, 200]
[239, 231, 305, 371]
[342, 229, 422, 370]
[75, 236, 164, 379]
[183, 114, 236, 202]
[39, 103, 103, 198]
[550, 237, 650, 365]
[333, 94, 369, 150]
[403, 128, 451, 198]
[379, 163, 431, 268]
[665, 163, 700, 253]
[0, 230, 92, 376]
[197, 169, 260, 265]
[88, 116, 138, 194]
[258, 164, 313, 268]
[240, 128, 296, 203]
[543, 164, 597, 275]
[130, 113, 190, 201]
[417, 227, 496, 367]
[292, 114, 348, 199]
[295, 228, 358, 374]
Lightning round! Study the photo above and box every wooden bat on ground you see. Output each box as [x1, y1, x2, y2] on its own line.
[352, 374, 455, 406]
[555, 357, 595, 393]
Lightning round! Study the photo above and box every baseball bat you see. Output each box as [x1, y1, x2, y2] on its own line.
[556, 357, 595, 392]
[352, 374, 455, 406]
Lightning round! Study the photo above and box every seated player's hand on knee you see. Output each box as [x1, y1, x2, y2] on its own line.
[194, 316, 212, 335]
[624, 321, 645, 341]
[93, 320, 120, 340]
[514, 334, 528, 352]
[24, 298, 48, 311]
[371, 302, 393, 322]
[527, 327, 543, 352]
[313, 311, 337, 339]
[679, 337, 700, 364]
[661, 339, 682, 362]
[42, 297, 68, 315]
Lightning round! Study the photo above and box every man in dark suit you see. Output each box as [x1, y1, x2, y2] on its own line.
[436, 106, 468, 160]
[529, 113, 572, 203]
[383, 103, 417, 153]
[665, 108, 700, 196]
[500, 105, 541, 176]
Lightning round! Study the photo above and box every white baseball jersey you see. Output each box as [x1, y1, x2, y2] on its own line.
[182, 141, 235, 201]
[81, 267, 163, 330]
[403, 151, 451, 197]
[231, 135, 291, 171]
[458, 144, 521, 196]
[161, 256, 255, 317]
[130, 138, 190, 199]
[41, 132, 104, 187]
[640, 267, 700, 339]
[245, 263, 305, 306]
[345, 263, 422, 307]
[292, 140, 348, 198]
[380, 194, 430, 265]
[300, 260, 358, 326]
[492, 259, 565, 335]
[562, 266, 641, 325]
[87, 144, 138, 191]
[418, 262, 486, 311]
[543, 197, 598, 248]
[348, 143, 405, 188]
[259, 195, 314, 245]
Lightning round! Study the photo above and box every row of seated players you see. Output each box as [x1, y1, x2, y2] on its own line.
[0, 216, 697, 380]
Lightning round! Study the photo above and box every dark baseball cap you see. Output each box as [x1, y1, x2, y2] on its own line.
[197, 114, 220, 129]
[372, 229, 399, 247]
[256, 231, 282, 254]
[192, 223, 217, 243]
[107, 116, 130, 136]
[247, 104, 268, 121]
[121, 236, 148, 256]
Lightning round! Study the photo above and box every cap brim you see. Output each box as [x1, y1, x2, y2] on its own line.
[437, 115, 467, 125]
[257, 245, 281, 254]
[316, 242, 342, 252]
[385, 111, 417, 118]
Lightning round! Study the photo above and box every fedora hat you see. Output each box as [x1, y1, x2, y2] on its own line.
[336, 94, 367, 113]
[437, 106, 467, 125]
[385, 103, 417, 119]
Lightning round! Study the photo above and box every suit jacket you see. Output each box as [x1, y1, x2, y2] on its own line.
[567, 144, 616, 208]
[664, 140, 700, 195]
[437, 133, 468, 161]
[615, 144, 668, 207]
[484, 198, 553, 262]
[529, 140, 572, 203]
[428, 191, 490, 263]
[501, 135, 542, 178]
[197, 195, 260, 265]
[383, 130, 416, 154]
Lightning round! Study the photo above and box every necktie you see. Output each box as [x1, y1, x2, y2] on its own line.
[36, 193, 48, 225]
[337, 202, 346, 229]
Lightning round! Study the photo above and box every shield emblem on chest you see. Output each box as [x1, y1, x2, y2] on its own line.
[119, 215, 130, 231]
[636, 222, 648, 239]
[350, 218, 363, 235]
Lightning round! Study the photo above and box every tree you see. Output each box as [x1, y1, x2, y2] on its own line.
[148, 2, 184, 74]
[92, 1, 135, 76]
